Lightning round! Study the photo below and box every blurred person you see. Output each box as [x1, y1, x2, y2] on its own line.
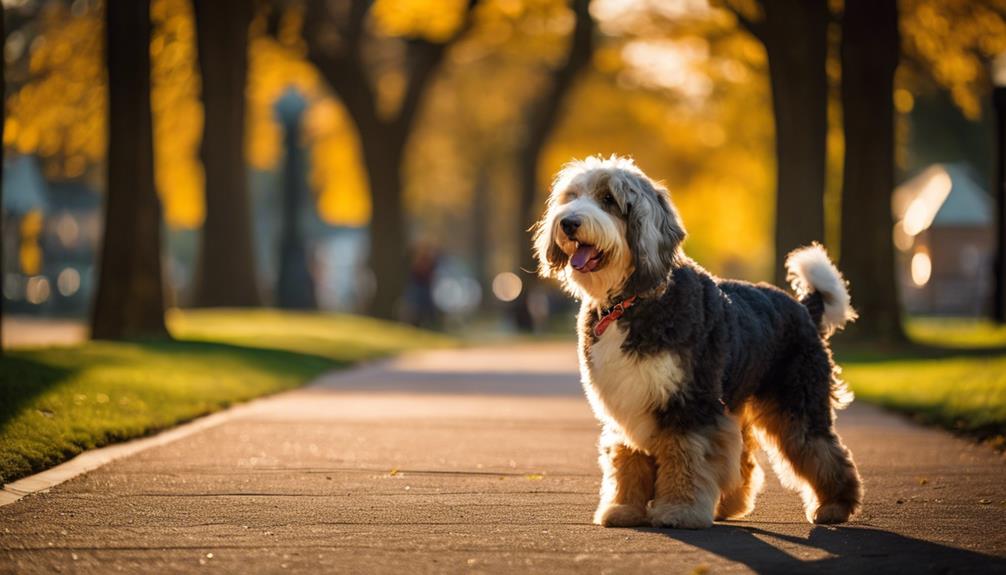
[404, 240, 442, 329]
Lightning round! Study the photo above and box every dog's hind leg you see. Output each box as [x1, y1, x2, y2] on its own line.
[648, 414, 741, 529]
[750, 395, 863, 524]
[715, 408, 764, 520]
[594, 429, 656, 527]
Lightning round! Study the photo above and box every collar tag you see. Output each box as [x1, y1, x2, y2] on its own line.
[593, 296, 637, 337]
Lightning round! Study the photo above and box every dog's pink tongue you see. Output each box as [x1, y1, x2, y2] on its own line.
[571, 244, 599, 271]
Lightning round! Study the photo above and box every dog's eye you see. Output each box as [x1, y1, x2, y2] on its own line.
[603, 193, 616, 207]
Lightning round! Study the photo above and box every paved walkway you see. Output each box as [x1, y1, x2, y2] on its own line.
[2, 316, 87, 348]
[2, 344, 1005, 573]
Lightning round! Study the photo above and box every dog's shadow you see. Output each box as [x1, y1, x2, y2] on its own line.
[634, 523, 1005, 574]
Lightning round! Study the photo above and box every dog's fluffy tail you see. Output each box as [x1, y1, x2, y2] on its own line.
[785, 243, 857, 337]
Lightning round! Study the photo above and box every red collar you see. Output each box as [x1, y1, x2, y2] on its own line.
[593, 296, 637, 337]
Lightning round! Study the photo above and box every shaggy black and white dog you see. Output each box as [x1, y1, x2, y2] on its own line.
[533, 155, 863, 529]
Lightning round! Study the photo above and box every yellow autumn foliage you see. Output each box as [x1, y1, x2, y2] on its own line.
[371, 0, 470, 41]
[5, 0, 371, 229]
[4, 0, 1004, 281]
[5, 3, 104, 180]
[150, 0, 204, 228]
[901, 0, 1006, 120]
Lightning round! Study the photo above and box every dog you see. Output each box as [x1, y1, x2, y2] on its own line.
[533, 155, 863, 529]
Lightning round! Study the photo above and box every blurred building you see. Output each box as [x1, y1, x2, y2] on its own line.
[41, 181, 102, 314]
[893, 163, 993, 316]
[2, 155, 101, 317]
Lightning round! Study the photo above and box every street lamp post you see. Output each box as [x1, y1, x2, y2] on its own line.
[993, 54, 1006, 323]
[274, 88, 316, 310]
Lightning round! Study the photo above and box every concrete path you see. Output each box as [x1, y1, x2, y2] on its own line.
[2, 344, 1005, 574]
[2, 316, 87, 348]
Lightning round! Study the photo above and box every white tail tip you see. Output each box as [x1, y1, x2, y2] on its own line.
[785, 243, 858, 336]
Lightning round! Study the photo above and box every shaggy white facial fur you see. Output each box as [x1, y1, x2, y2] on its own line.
[554, 196, 631, 305]
[579, 322, 686, 451]
[533, 156, 659, 307]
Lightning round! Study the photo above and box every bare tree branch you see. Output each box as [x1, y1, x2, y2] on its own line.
[304, 0, 481, 146]
[392, 0, 483, 142]
[716, 1, 766, 42]
[303, 0, 379, 136]
[525, 0, 594, 148]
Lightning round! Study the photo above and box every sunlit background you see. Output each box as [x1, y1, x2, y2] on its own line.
[2, 0, 1004, 333]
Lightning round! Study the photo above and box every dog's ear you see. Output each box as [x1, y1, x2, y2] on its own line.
[620, 174, 686, 294]
[532, 209, 569, 278]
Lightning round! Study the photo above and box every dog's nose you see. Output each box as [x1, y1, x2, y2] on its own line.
[560, 216, 581, 238]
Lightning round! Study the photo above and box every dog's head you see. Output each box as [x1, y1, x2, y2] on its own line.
[532, 155, 686, 304]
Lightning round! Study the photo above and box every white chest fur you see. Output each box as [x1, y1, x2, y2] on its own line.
[580, 321, 687, 451]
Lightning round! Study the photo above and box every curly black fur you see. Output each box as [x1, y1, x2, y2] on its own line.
[581, 258, 840, 437]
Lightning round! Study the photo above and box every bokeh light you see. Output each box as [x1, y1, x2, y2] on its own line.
[57, 268, 81, 297]
[492, 272, 523, 303]
[911, 250, 932, 287]
[25, 276, 51, 305]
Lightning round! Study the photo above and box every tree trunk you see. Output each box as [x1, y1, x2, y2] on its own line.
[192, 0, 260, 307]
[361, 131, 408, 319]
[839, 0, 905, 342]
[1, 4, 5, 352]
[761, 0, 829, 286]
[302, 0, 482, 321]
[513, 0, 593, 331]
[92, 0, 167, 340]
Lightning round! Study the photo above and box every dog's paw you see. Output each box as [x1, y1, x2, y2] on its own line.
[811, 502, 855, 524]
[648, 502, 713, 529]
[715, 498, 754, 522]
[594, 503, 649, 527]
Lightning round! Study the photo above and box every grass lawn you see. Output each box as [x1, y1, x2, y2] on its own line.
[0, 310, 453, 485]
[166, 308, 454, 362]
[837, 317, 1006, 444]
[906, 317, 1006, 350]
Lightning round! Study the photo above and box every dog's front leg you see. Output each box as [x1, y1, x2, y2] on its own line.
[647, 430, 723, 529]
[594, 431, 655, 527]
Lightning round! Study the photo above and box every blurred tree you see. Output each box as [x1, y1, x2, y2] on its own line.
[4, 3, 105, 183]
[513, 0, 594, 330]
[92, 0, 168, 339]
[900, 0, 1006, 122]
[150, 0, 204, 231]
[1, 4, 5, 353]
[192, 0, 261, 307]
[411, 0, 775, 288]
[839, 0, 904, 342]
[3, 0, 207, 229]
[719, 0, 828, 286]
[302, 0, 481, 319]
[546, 3, 775, 279]
[245, 14, 371, 230]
